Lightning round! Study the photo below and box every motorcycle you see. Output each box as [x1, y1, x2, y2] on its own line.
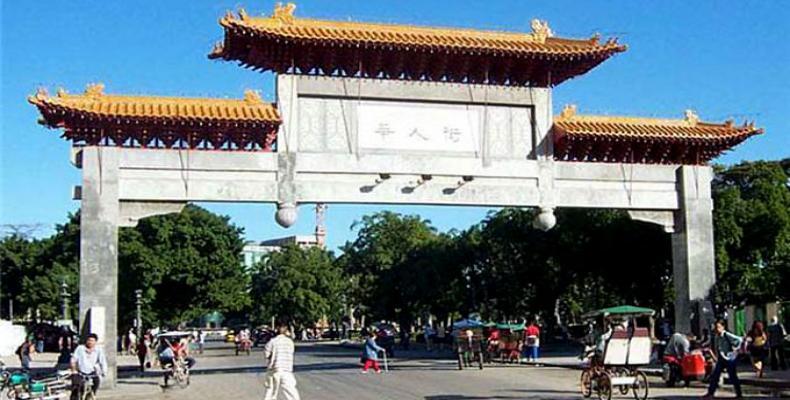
[661, 350, 709, 387]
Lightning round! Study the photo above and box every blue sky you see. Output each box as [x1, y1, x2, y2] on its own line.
[1, 1, 788, 251]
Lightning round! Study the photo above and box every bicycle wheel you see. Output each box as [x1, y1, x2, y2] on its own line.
[596, 373, 612, 400]
[631, 371, 649, 400]
[175, 367, 189, 389]
[617, 369, 630, 395]
[81, 386, 96, 400]
[580, 369, 592, 398]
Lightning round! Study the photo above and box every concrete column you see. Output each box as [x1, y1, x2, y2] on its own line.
[671, 165, 715, 334]
[78, 147, 119, 387]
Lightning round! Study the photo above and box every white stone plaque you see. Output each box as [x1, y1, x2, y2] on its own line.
[357, 101, 481, 154]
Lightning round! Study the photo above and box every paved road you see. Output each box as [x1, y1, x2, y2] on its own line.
[108, 342, 758, 400]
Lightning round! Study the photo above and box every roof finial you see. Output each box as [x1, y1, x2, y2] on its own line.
[684, 109, 699, 126]
[530, 19, 553, 43]
[56, 87, 67, 97]
[273, 2, 296, 24]
[211, 41, 224, 57]
[85, 83, 104, 98]
[35, 87, 49, 99]
[237, 7, 249, 20]
[244, 89, 263, 105]
[559, 104, 577, 119]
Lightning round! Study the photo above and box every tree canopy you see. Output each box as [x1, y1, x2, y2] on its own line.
[249, 245, 345, 328]
[118, 204, 249, 328]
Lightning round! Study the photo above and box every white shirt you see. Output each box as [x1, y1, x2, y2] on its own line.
[71, 345, 107, 376]
[264, 334, 295, 373]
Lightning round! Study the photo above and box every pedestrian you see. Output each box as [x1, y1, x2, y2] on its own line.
[523, 320, 541, 363]
[423, 323, 434, 352]
[16, 338, 34, 372]
[664, 332, 691, 359]
[263, 322, 301, 400]
[702, 319, 743, 399]
[400, 329, 411, 350]
[128, 329, 137, 356]
[746, 320, 768, 377]
[197, 329, 206, 354]
[58, 327, 74, 353]
[70, 333, 108, 400]
[361, 330, 384, 374]
[767, 315, 787, 371]
[56, 343, 73, 370]
[136, 338, 148, 372]
[35, 332, 45, 354]
[436, 325, 446, 351]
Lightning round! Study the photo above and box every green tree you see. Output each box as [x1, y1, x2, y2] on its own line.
[0, 214, 80, 321]
[118, 204, 250, 328]
[250, 245, 345, 328]
[339, 211, 441, 328]
[712, 159, 790, 306]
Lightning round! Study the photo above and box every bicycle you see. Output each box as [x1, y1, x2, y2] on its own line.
[163, 356, 190, 389]
[74, 372, 98, 400]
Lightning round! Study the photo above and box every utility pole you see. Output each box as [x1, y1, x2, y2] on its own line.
[61, 279, 69, 321]
[315, 203, 327, 249]
[135, 289, 143, 340]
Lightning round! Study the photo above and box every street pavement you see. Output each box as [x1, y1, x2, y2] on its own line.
[4, 342, 782, 399]
[106, 342, 776, 399]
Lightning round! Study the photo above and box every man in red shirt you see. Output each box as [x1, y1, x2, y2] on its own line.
[524, 322, 541, 363]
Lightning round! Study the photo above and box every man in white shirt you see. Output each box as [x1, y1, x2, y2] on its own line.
[263, 322, 300, 400]
[70, 333, 107, 400]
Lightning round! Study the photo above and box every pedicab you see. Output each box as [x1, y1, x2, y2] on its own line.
[579, 305, 654, 400]
[494, 322, 525, 363]
[452, 319, 485, 370]
[155, 331, 194, 388]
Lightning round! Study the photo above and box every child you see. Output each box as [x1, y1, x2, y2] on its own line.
[361, 331, 384, 374]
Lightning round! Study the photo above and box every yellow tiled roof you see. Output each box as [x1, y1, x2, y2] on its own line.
[29, 84, 281, 123]
[216, 6, 623, 57]
[551, 105, 762, 164]
[211, 4, 625, 86]
[552, 105, 761, 142]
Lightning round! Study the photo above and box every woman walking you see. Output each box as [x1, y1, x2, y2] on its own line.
[703, 320, 743, 399]
[361, 331, 384, 374]
[746, 320, 768, 377]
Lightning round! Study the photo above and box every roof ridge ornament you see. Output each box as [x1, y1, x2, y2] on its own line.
[34, 87, 49, 101]
[530, 19, 553, 43]
[684, 109, 699, 126]
[559, 104, 577, 119]
[85, 83, 105, 98]
[237, 7, 249, 21]
[273, 2, 296, 24]
[244, 89, 263, 105]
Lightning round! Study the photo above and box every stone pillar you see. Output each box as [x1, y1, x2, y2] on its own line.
[671, 165, 716, 335]
[78, 147, 119, 387]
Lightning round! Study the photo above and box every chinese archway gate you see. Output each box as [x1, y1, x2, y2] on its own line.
[30, 3, 761, 386]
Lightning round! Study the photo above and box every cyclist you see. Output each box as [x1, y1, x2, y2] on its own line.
[70, 333, 107, 400]
[158, 337, 196, 371]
